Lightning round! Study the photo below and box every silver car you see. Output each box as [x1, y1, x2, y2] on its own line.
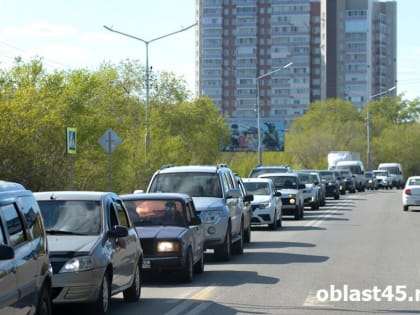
[34, 191, 143, 315]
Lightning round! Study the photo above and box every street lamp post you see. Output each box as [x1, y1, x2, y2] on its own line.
[103, 23, 196, 163]
[256, 62, 293, 165]
[366, 86, 396, 170]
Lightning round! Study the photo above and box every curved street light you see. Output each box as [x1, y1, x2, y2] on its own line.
[256, 62, 293, 165]
[103, 23, 197, 163]
[366, 86, 396, 170]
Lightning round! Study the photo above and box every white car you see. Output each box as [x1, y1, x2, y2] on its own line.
[402, 176, 420, 211]
[242, 178, 282, 230]
[257, 173, 305, 220]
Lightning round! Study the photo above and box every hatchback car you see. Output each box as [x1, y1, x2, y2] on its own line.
[242, 178, 282, 229]
[373, 170, 393, 189]
[258, 173, 305, 220]
[34, 191, 143, 315]
[121, 193, 205, 282]
[318, 170, 340, 200]
[297, 172, 320, 210]
[0, 181, 52, 315]
[402, 176, 420, 211]
[364, 171, 379, 190]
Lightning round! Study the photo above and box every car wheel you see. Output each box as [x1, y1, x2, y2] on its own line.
[36, 284, 51, 315]
[232, 222, 244, 254]
[276, 210, 282, 228]
[294, 206, 300, 220]
[244, 224, 251, 243]
[194, 251, 205, 274]
[268, 210, 277, 230]
[93, 272, 111, 315]
[300, 206, 304, 219]
[214, 226, 231, 261]
[123, 262, 141, 302]
[181, 248, 194, 282]
[403, 205, 409, 211]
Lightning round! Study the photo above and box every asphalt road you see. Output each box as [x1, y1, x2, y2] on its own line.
[62, 189, 420, 315]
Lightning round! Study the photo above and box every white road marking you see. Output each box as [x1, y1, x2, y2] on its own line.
[303, 290, 333, 307]
[163, 286, 217, 315]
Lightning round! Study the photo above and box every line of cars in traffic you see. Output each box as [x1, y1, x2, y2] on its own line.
[0, 162, 406, 315]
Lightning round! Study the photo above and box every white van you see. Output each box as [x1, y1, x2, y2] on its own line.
[336, 160, 365, 192]
[377, 163, 404, 189]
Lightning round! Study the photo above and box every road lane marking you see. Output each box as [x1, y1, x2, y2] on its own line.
[163, 286, 217, 315]
[303, 290, 333, 307]
[305, 209, 338, 227]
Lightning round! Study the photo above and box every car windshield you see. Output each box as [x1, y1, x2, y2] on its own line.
[38, 200, 101, 235]
[262, 176, 297, 190]
[124, 199, 186, 227]
[374, 171, 388, 176]
[243, 182, 271, 195]
[408, 178, 420, 186]
[365, 172, 373, 178]
[148, 172, 222, 198]
[298, 173, 311, 184]
[319, 171, 335, 180]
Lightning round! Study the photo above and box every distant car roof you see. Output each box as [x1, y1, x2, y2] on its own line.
[242, 177, 273, 183]
[34, 191, 116, 201]
[258, 172, 298, 178]
[155, 165, 227, 174]
[120, 192, 191, 201]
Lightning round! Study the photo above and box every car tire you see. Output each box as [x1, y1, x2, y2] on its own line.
[232, 222, 244, 254]
[300, 206, 304, 219]
[403, 205, 408, 211]
[93, 272, 111, 315]
[244, 224, 251, 243]
[276, 211, 282, 228]
[294, 207, 300, 220]
[268, 211, 278, 230]
[123, 262, 141, 302]
[194, 251, 205, 274]
[36, 284, 51, 315]
[181, 248, 194, 282]
[214, 226, 231, 261]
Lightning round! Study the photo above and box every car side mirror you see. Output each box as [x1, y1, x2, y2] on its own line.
[108, 225, 129, 238]
[189, 216, 202, 226]
[0, 245, 14, 260]
[244, 194, 254, 202]
[274, 191, 281, 197]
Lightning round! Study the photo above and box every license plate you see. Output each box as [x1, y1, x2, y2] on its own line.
[142, 260, 151, 269]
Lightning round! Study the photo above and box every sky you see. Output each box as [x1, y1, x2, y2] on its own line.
[0, 0, 418, 101]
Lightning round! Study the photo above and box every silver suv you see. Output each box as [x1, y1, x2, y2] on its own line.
[0, 181, 52, 315]
[147, 164, 246, 261]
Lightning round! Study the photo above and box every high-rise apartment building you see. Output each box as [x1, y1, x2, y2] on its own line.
[196, 0, 396, 149]
[321, 0, 397, 110]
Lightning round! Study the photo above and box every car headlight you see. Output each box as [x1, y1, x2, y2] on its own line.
[289, 198, 296, 204]
[60, 256, 95, 273]
[258, 202, 271, 209]
[157, 241, 180, 253]
[201, 210, 223, 224]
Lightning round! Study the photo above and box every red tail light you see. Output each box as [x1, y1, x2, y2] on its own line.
[404, 188, 411, 195]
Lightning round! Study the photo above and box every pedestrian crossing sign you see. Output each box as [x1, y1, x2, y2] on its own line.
[66, 127, 77, 154]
